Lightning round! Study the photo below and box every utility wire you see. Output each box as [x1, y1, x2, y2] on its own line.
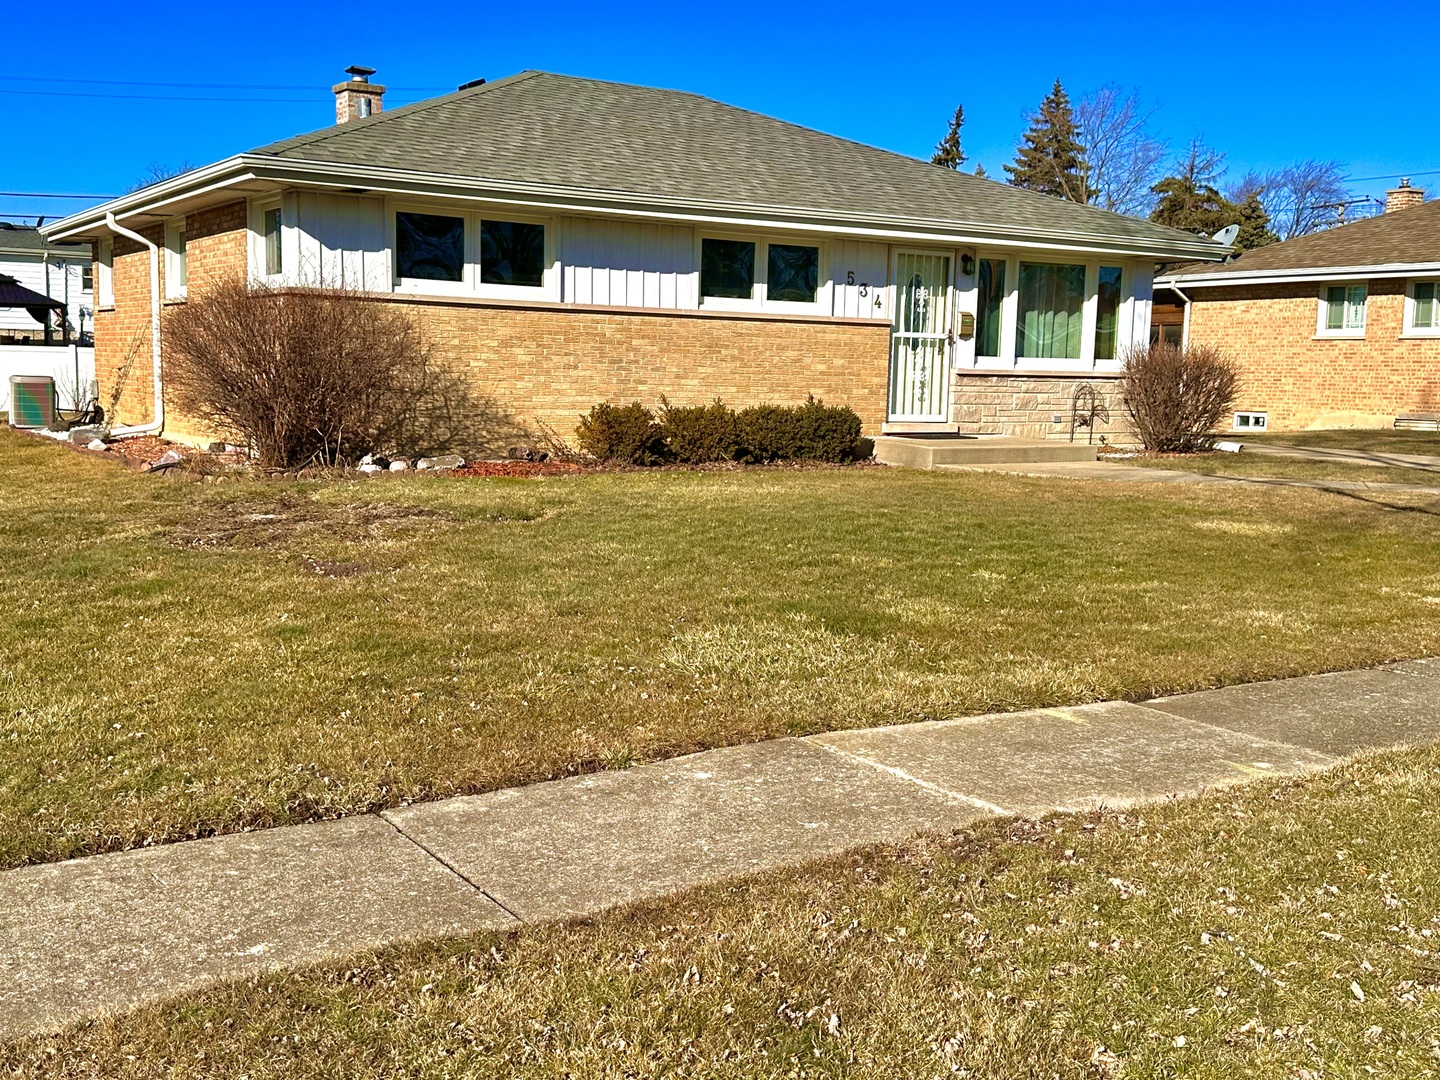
[0, 74, 452, 91]
[0, 192, 118, 199]
[0, 88, 432, 104]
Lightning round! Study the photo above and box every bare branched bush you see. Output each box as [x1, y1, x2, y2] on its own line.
[166, 281, 518, 468]
[1120, 341, 1241, 453]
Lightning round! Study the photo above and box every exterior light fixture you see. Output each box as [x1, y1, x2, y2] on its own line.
[960, 253, 976, 276]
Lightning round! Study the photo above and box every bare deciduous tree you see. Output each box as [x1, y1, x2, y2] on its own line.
[1075, 85, 1168, 216]
[1120, 340, 1241, 453]
[1256, 160, 1353, 239]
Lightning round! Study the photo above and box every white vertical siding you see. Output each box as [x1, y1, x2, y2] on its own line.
[826, 240, 890, 320]
[1126, 261, 1154, 355]
[0, 254, 91, 336]
[560, 218, 695, 309]
[292, 193, 389, 290]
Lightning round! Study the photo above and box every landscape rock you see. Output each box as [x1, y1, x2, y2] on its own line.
[67, 426, 106, 445]
[417, 454, 465, 471]
[87, 439, 108, 451]
[356, 463, 384, 475]
[144, 449, 185, 472]
[389, 460, 410, 472]
[206, 441, 228, 454]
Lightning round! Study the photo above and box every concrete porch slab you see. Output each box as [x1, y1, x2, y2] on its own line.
[873, 435, 1098, 469]
[810, 701, 1334, 815]
[0, 816, 510, 1041]
[384, 739, 980, 923]
[1146, 664, 1440, 756]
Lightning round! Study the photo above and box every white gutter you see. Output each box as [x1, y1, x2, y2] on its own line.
[103, 212, 164, 436]
[1157, 261, 1440, 289]
[1169, 282, 1192, 349]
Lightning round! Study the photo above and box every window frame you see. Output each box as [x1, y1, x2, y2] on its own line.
[695, 232, 828, 314]
[1403, 279, 1440, 338]
[387, 202, 558, 300]
[163, 218, 187, 300]
[1233, 411, 1269, 432]
[1316, 282, 1367, 338]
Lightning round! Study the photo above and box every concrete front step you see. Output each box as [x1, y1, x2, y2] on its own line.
[872, 435, 1099, 469]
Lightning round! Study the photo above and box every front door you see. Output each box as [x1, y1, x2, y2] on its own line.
[888, 251, 953, 422]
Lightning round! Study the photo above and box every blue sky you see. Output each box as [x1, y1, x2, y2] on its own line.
[5, 0, 1433, 225]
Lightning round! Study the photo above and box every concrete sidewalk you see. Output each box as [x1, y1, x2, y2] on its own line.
[4, 659, 1439, 1041]
[942, 459, 1440, 494]
[1245, 441, 1440, 473]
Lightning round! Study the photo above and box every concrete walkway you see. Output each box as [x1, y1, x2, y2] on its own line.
[943, 459, 1440, 495]
[1244, 441, 1440, 473]
[4, 660, 1440, 1041]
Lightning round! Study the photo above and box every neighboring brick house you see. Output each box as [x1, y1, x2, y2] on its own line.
[1156, 181, 1440, 433]
[44, 69, 1220, 447]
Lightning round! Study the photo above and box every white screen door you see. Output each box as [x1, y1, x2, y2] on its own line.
[888, 252, 953, 421]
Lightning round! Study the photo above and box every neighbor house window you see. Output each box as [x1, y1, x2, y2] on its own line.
[480, 220, 545, 287]
[165, 219, 187, 298]
[1408, 281, 1439, 333]
[396, 211, 465, 282]
[1322, 284, 1366, 333]
[766, 243, 819, 303]
[1094, 266, 1123, 361]
[975, 258, 1005, 357]
[1016, 262, 1086, 359]
[81, 264, 93, 292]
[263, 206, 283, 276]
[1234, 412, 1268, 431]
[700, 238, 755, 299]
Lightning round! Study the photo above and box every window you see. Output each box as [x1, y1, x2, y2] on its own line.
[480, 220, 545, 287]
[1094, 266, 1123, 361]
[1321, 284, 1366, 334]
[975, 258, 1006, 356]
[766, 243, 819, 303]
[97, 239, 113, 307]
[81, 264, 93, 292]
[700, 238, 755, 300]
[396, 211, 465, 282]
[1407, 281, 1440, 333]
[263, 206, 283, 277]
[1016, 262, 1086, 359]
[165, 219, 187, 298]
[1234, 411, 1268, 431]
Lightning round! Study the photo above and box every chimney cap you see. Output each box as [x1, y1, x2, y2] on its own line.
[344, 65, 377, 82]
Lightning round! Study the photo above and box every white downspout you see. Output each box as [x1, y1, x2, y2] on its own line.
[1170, 282, 1192, 350]
[104, 211, 164, 436]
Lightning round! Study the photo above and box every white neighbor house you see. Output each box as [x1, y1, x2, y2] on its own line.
[0, 223, 96, 412]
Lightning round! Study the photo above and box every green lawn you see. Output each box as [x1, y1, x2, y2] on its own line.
[1243, 429, 1440, 457]
[8, 746, 1438, 1077]
[4, 428, 1440, 870]
[1105, 451, 1440, 486]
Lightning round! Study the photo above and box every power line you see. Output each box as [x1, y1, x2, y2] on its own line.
[1345, 168, 1440, 183]
[0, 192, 118, 199]
[0, 88, 432, 104]
[0, 74, 452, 91]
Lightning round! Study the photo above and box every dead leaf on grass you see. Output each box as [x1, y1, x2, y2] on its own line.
[171, 496, 449, 549]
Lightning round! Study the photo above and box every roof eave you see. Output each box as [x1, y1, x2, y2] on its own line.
[1158, 261, 1440, 288]
[46, 153, 1225, 262]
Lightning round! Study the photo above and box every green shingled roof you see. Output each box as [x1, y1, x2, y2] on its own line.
[252, 71, 1218, 256]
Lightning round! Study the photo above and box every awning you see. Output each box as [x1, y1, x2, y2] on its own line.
[0, 274, 65, 326]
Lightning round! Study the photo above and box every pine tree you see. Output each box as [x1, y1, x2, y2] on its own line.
[974, 163, 988, 179]
[1005, 80, 1088, 201]
[1150, 142, 1278, 251]
[931, 106, 967, 169]
[1232, 193, 1278, 250]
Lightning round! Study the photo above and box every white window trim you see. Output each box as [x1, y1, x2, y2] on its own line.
[1315, 282, 1367, 339]
[695, 232, 829, 315]
[1402, 279, 1440, 338]
[247, 197, 286, 284]
[969, 253, 1130, 371]
[164, 218, 187, 300]
[96, 238, 114, 309]
[387, 202, 559, 301]
[1233, 411, 1268, 432]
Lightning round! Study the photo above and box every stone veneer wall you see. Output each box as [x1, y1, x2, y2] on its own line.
[951, 373, 1131, 442]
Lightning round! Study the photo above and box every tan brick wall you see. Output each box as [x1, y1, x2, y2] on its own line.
[951, 373, 1128, 442]
[403, 298, 892, 442]
[1186, 280, 1440, 430]
[92, 200, 248, 434]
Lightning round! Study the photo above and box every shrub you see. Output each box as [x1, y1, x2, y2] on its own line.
[1120, 341, 1241, 453]
[735, 404, 799, 463]
[794, 395, 863, 461]
[659, 398, 739, 463]
[576, 402, 668, 464]
[166, 280, 485, 468]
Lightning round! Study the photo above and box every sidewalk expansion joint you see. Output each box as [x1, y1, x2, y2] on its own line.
[378, 812, 525, 923]
[812, 741, 1013, 816]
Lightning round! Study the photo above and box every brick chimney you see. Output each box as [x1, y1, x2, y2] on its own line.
[333, 65, 384, 124]
[1385, 177, 1425, 214]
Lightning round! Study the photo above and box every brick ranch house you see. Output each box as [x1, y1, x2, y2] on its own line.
[43, 69, 1222, 447]
[1156, 181, 1440, 433]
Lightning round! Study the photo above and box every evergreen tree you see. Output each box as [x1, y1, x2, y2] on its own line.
[1005, 80, 1088, 201]
[1232, 193, 1279, 250]
[1149, 140, 1277, 251]
[974, 163, 988, 179]
[931, 106, 967, 169]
